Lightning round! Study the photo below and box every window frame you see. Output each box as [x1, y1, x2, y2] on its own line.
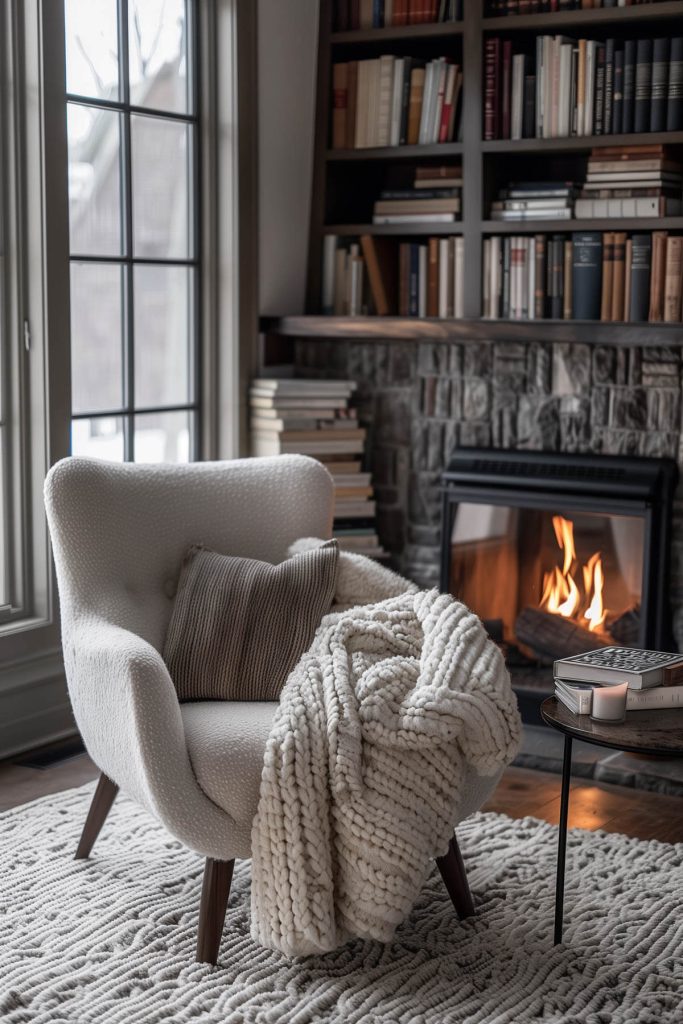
[67, 0, 202, 463]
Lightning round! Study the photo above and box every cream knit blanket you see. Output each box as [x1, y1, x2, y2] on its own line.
[250, 554, 521, 957]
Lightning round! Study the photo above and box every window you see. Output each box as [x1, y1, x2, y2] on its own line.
[65, 0, 199, 463]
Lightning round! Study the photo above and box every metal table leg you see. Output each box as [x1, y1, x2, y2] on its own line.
[554, 734, 573, 945]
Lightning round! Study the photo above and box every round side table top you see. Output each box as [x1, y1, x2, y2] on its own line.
[540, 696, 683, 757]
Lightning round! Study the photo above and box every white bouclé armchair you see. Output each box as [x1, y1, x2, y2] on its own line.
[44, 455, 497, 965]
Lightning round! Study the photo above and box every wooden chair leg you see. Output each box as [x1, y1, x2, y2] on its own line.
[196, 857, 234, 965]
[435, 834, 475, 919]
[75, 772, 119, 860]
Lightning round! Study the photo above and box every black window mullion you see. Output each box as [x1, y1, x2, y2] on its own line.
[119, 0, 135, 460]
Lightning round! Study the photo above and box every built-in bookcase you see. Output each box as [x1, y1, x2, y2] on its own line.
[263, 0, 683, 347]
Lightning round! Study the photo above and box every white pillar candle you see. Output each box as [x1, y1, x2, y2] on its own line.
[591, 682, 628, 723]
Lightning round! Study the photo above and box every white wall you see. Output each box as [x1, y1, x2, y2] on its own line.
[258, 0, 319, 315]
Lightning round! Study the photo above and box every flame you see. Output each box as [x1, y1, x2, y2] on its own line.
[583, 552, 607, 632]
[540, 515, 608, 631]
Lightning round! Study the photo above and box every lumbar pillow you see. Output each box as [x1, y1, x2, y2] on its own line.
[288, 537, 417, 611]
[163, 540, 339, 701]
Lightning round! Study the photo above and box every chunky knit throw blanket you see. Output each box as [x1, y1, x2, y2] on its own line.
[250, 556, 521, 957]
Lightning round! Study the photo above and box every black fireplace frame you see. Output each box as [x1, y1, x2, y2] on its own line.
[440, 448, 679, 652]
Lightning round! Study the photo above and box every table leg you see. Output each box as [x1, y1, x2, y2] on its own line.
[554, 734, 573, 945]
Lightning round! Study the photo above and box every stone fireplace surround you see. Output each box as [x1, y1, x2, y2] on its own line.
[294, 338, 683, 652]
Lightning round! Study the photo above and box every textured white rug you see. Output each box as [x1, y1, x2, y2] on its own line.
[1, 783, 681, 1024]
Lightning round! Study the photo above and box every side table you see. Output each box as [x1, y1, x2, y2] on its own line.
[540, 696, 683, 945]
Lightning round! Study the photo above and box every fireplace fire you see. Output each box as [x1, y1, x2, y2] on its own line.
[441, 450, 678, 699]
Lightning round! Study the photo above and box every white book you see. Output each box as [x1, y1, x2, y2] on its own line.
[577, 39, 586, 137]
[389, 58, 405, 147]
[418, 245, 427, 317]
[454, 237, 464, 318]
[584, 41, 595, 137]
[432, 60, 448, 145]
[367, 60, 381, 148]
[554, 647, 683, 690]
[418, 62, 435, 145]
[384, 0, 394, 22]
[483, 238, 491, 318]
[556, 678, 683, 713]
[550, 36, 561, 138]
[348, 244, 363, 315]
[527, 237, 536, 320]
[489, 235, 500, 319]
[511, 54, 525, 140]
[322, 236, 337, 315]
[438, 238, 449, 318]
[543, 36, 553, 139]
[558, 43, 572, 138]
[252, 378, 357, 394]
[377, 55, 395, 148]
[372, 213, 456, 223]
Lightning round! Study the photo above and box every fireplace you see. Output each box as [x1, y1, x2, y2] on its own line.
[440, 449, 678, 709]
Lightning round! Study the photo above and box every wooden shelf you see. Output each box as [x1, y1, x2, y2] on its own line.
[482, 132, 683, 154]
[482, 217, 683, 234]
[261, 315, 683, 347]
[331, 21, 463, 44]
[484, 0, 683, 31]
[326, 143, 463, 161]
[324, 223, 463, 236]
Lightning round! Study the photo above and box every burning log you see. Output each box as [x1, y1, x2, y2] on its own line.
[515, 606, 612, 663]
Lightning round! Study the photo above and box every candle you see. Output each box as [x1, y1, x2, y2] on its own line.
[591, 682, 628, 723]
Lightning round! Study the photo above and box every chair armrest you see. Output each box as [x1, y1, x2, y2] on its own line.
[64, 619, 249, 859]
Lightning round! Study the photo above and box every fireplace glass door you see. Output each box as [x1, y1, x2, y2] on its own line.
[448, 502, 645, 664]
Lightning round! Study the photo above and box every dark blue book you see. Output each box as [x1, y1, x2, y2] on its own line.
[650, 38, 670, 132]
[622, 40, 637, 134]
[409, 244, 420, 317]
[612, 48, 624, 135]
[666, 37, 683, 131]
[572, 233, 602, 321]
[634, 39, 653, 134]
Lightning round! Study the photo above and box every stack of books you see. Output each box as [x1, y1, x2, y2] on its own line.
[332, 56, 462, 150]
[334, 0, 462, 29]
[373, 164, 462, 224]
[483, 230, 683, 322]
[249, 379, 385, 558]
[490, 181, 578, 222]
[575, 146, 683, 219]
[554, 647, 683, 716]
[484, 33, 683, 141]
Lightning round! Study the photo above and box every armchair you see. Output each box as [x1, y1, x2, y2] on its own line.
[44, 455, 496, 965]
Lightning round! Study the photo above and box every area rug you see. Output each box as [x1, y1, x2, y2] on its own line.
[0, 784, 681, 1024]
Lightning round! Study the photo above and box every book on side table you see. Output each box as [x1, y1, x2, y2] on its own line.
[553, 646, 683, 717]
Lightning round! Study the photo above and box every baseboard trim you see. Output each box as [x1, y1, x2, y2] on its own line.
[0, 647, 76, 759]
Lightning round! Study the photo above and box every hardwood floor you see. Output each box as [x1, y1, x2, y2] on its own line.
[0, 746, 681, 843]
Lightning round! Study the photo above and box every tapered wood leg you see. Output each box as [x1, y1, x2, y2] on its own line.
[435, 834, 475, 919]
[196, 857, 234, 965]
[74, 772, 119, 860]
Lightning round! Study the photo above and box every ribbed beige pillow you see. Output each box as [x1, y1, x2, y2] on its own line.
[164, 541, 339, 701]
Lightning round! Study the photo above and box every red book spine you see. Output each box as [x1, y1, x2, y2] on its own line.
[394, 0, 408, 27]
[484, 38, 501, 141]
[501, 40, 512, 140]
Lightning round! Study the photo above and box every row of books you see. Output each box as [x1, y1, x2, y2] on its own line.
[490, 146, 683, 221]
[331, 56, 462, 150]
[483, 231, 683, 322]
[487, 1, 670, 13]
[554, 646, 683, 716]
[372, 164, 462, 224]
[334, 0, 462, 29]
[484, 34, 683, 141]
[249, 379, 385, 559]
[322, 234, 465, 316]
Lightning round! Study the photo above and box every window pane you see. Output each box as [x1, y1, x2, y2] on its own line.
[71, 263, 124, 414]
[128, 0, 190, 114]
[71, 416, 125, 461]
[65, 0, 119, 102]
[134, 265, 192, 407]
[131, 115, 192, 259]
[68, 103, 123, 256]
[135, 410, 191, 463]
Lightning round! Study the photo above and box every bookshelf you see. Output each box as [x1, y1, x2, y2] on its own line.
[263, 0, 683, 348]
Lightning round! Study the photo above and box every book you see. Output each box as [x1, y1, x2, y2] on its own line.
[252, 379, 357, 395]
[360, 235, 396, 316]
[648, 230, 667, 322]
[553, 647, 683, 690]
[611, 231, 626, 322]
[572, 232, 602, 320]
[650, 38, 670, 133]
[332, 64, 349, 149]
[555, 678, 683, 714]
[663, 235, 683, 323]
[634, 38, 653, 135]
[629, 233, 652, 322]
[667, 37, 683, 131]
[612, 47, 624, 135]
[600, 231, 614, 321]
[622, 39, 636, 134]
[484, 37, 501, 140]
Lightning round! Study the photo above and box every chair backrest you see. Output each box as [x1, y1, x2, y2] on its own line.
[44, 455, 334, 650]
